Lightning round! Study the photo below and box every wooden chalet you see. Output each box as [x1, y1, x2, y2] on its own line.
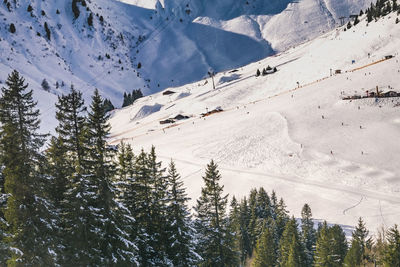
[174, 114, 190, 120]
[159, 119, 175, 124]
[163, 90, 176, 96]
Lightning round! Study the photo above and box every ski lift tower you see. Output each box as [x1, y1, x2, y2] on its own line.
[208, 70, 216, 90]
[339, 16, 346, 26]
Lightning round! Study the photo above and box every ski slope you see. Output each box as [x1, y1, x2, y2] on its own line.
[0, 0, 370, 123]
[109, 13, 400, 234]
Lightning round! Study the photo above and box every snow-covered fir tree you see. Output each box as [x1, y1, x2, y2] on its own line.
[383, 224, 400, 266]
[146, 146, 171, 265]
[252, 225, 278, 267]
[85, 89, 136, 264]
[278, 217, 306, 267]
[52, 86, 93, 264]
[132, 149, 157, 266]
[301, 203, 316, 266]
[194, 160, 239, 267]
[0, 70, 56, 265]
[344, 217, 373, 266]
[313, 221, 348, 267]
[165, 160, 200, 266]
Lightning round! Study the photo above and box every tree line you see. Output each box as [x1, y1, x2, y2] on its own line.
[122, 89, 143, 107]
[0, 70, 399, 266]
[346, 0, 399, 30]
[365, 0, 400, 23]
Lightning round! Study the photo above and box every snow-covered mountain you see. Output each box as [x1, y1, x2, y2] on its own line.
[0, 0, 370, 112]
[109, 11, 400, 233]
[0, 0, 398, 234]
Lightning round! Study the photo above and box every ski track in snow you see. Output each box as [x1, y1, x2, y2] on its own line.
[343, 195, 364, 215]
[109, 11, 400, 232]
[379, 200, 387, 228]
[159, 155, 400, 205]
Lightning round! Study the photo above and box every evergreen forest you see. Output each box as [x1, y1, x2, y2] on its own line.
[0, 71, 399, 266]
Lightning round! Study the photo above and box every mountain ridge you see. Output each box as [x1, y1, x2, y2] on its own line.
[0, 0, 370, 132]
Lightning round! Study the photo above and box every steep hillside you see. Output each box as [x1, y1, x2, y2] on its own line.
[0, 0, 152, 96]
[109, 11, 400, 232]
[1, 0, 371, 93]
[0, 0, 156, 131]
[0, 0, 370, 132]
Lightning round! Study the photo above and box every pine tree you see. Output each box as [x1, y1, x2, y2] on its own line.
[256, 187, 271, 223]
[0, 161, 9, 263]
[116, 142, 135, 184]
[9, 23, 15, 33]
[85, 89, 135, 264]
[0, 70, 55, 265]
[41, 78, 50, 91]
[60, 89, 135, 265]
[248, 187, 272, 256]
[367, 7, 374, 22]
[383, 225, 400, 266]
[55, 85, 87, 173]
[301, 204, 316, 266]
[344, 239, 363, 266]
[72, 0, 80, 19]
[384, 2, 392, 14]
[344, 217, 373, 266]
[122, 89, 143, 107]
[248, 188, 259, 251]
[59, 99, 98, 264]
[133, 149, 156, 266]
[237, 197, 252, 263]
[252, 225, 277, 267]
[122, 92, 129, 107]
[314, 222, 347, 267]
[354, 15, 360, 26]
[270, 190, 278, 219]
[330, 225, 348, 265]
[276, 197, 290, 240]
[44, 22, 51, 40]
[278, 217, 306, 267]
[375, 1, 381, 18]
[229, 196, 241, 260]
[194, 160, 239, 267]
[47, 86, 88, 261]
[165, 160, 199, 266]
[146, 146, 170, 265]
[45, 137, 70, 207]
[88, 12, 93, 27]
[103, 98, 114, 113]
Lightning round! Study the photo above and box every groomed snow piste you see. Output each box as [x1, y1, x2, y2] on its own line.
[109, 13, 400, 234]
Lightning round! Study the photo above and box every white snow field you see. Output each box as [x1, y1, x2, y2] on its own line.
[109, 14, 400, 234]
[0, 0, 369, 126]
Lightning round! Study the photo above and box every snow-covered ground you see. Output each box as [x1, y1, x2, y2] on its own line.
[109, 13, 400, 234]
[0, 0, 370, 135]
